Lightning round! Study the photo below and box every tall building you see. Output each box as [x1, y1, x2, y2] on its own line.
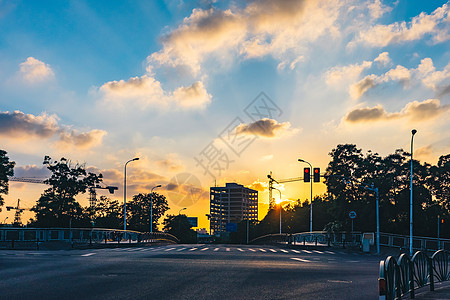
[210, 183, 258, 235]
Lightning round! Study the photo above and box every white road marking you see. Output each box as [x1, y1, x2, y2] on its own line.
[164, 248, 176, 251]
[176, 248, 187, 251]
[302, 250, 312, 254]
[81, 253, 96, 257]
[237, 248, 244, 252]
[325, 251, 335, 254]
[291, 250, 301, 253]
[313, 250, 323, 254]
[226, 248, 231, 252]
[188, 248, 198, 251]
[291, 257, 311, 263]
[248, 249, 256, 252]
[280, 249, 289, 253]
[259, 249, 267, 252]
[348, 260, 360, 263]
[269, 249, 277, 253]
[327, 280, 352, 284]
[213, 248, 219, 251]
[200, 248, 209, 251]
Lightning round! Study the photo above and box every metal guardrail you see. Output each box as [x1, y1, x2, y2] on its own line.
[379, 250, 450, 299]
[250, 231, 362, 247]
[0, 227, 179, 249]
[379, 232, 450, 252]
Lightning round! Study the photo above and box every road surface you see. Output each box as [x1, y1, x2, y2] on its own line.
[0, 244, 380, 299]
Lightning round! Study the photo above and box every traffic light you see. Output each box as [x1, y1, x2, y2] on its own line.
[304, 167, 310, 182]
[313, 168, 320, 182]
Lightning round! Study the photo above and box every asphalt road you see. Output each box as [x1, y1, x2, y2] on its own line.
[0, 244, 380, 299]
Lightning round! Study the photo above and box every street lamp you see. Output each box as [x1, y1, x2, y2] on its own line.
[410, 129, 417, 257]
[274, 188, 282, 234]
[150, 185, 162, 233]
[298, 158, 313, 232]
[124, 157, 139, 232]
[179, 207, 187, 215]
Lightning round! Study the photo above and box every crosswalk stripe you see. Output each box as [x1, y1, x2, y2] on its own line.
[176, 248, 187, 251]
[248, 249, 256, 252]
[81, 253, 96, 257]
[188, 248, 198, 251]
[291, 257, 311, 263]
[200, 248, 209, 251]
[259, 249, 267, 252]
[313, 250, 323, 254]
[325, 251, 335, 254]
[291, 250, 301, 253]
[237, 248, 244, 252]
[213, 248, 219, 251]
[302, 250, 312, 254]
[269, 249, 277, 252]
[164, 248, 176, 252]
[280, 249, 289, 253]
[226, 248, 230, 252]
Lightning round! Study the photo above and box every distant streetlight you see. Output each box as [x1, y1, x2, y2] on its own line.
[410, 129, 417, 257]
[298, 158, 313, 232]
[274, 188, 282, 234]
[150, 185, 162, 233]
[124, 157, 139, 232]
[179, 207, 187, 215]
[3, 217, 8, 224]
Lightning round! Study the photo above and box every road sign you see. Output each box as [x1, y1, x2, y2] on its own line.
[349, 211, 357, 219]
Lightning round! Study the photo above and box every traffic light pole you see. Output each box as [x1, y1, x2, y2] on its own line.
[298, 159, 313, 233]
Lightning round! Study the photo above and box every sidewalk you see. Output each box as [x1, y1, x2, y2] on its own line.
[413, 281, 450, 299]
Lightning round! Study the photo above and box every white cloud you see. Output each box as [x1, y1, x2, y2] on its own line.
[173, 81, 212, 109]
[19, 57, 55, 83]
[374, 51, 391, 66]
[148, 0, 346, 75]
[350, 3, 449, 47]
[367, 0, 393, 20]
[326, 60, 373, 86]
[235, 118, 299, 138]
[0, 110, 106, 149]
[348, 57, 449, 99]
[100, 76, 211, 110]
[344, 99, 449, 123]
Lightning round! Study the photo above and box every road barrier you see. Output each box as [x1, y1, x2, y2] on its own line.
[378, 250, 450, 299]
[0, 227, 178, 249]
[379, 232, 450, 252]
[250, 231, 362, 247]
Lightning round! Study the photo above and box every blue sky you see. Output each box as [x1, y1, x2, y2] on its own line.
[1, 0, 449, 229]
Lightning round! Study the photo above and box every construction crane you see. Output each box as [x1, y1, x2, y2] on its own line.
[267, 171, 303, 209]
[6, 199, 30, 225]
[88, 184, 118, 207]
[8, 176, 118, 208]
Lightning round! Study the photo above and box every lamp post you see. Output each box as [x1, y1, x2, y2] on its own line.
[150, 185, 162, 233]
[179, 207, 186, 215]
[124, 157, 139, 232]
[274, 188, 282, 234]
[298, 158, 313, 232]
[410, 129, 417, 257]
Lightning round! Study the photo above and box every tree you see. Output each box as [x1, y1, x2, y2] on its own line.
[30, 156, 102, 227]
[0, 150, 15, 211]
[89, 196, 122, 229]
[163, 214, 197, 243]
[127, 192, 169, 232]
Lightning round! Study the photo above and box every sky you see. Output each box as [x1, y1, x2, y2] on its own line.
[1, 0, 449, 230]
